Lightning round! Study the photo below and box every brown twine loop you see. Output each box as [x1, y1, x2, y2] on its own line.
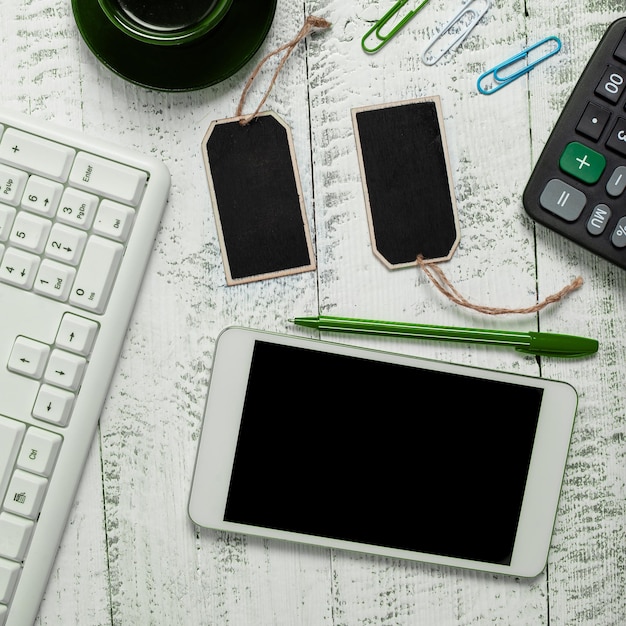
[416, 255, 583, 315]
[235, 15, 331, 125]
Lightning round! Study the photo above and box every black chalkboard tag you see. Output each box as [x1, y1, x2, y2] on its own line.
[352, 97, 460, 269]
[202, 112, 316, 285]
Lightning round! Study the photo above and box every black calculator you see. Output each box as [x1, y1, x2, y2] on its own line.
[523, 18, 626, 269]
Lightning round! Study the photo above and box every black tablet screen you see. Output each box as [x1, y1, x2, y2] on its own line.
[224, 341, 543, 565]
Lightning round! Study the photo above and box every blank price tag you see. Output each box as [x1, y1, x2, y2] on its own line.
[352, 97, 460, 269]
[203, 112, 316, 285]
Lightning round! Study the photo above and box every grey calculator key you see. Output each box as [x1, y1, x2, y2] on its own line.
[611, 217, 626, 248]
[587, 204, 611, 235]
[606, 165, 626, 196]
[539, 179, 587, 222]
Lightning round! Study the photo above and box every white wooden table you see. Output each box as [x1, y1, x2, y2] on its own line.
[2, 0, 624, 624]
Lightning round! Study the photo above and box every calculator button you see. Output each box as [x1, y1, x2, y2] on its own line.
[587, 204, 612, 236]
[559, 142, 606, 184]
[615, 32, 626, 63]
[539, 179, 587, 221]
[606, 166, 626, 196]
[606, 117, 626, 156]
[576, 102, 611, 140]
[611, 216, 626, 248]
[595, 65, 626, 103]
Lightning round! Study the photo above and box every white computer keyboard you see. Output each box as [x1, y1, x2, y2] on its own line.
[0, 108, 170, 626]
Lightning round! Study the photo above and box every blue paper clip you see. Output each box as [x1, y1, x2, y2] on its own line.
[362, 0, 431, 54]
[477, 36, 562, 94]
[422, 0, 491, 66]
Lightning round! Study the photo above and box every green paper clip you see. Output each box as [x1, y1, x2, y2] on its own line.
[477, 36, 562, 94]
[362, 0, 431, 54]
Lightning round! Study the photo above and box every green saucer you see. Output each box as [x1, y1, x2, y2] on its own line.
[72, 0, 277, 91]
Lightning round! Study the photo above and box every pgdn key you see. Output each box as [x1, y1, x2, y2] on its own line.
[69, 235, 123, 314]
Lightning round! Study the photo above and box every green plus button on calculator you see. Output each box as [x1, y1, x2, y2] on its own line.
[523, 17, 626, 270]
[559, 142, 606, 184]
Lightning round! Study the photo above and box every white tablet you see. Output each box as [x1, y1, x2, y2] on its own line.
[188, 327, 577, 577]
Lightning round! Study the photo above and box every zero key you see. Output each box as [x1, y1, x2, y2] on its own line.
[595, 65, 626, 103]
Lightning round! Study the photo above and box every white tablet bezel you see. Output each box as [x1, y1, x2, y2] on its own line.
[188, 326, 577, 577]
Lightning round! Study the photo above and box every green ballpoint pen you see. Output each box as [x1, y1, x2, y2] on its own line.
[290, 315, 598, 358]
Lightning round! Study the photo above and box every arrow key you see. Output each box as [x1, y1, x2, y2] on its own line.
[32, 384, 75, 426]
[44, 349, 86, 391]
[7, 336, 50, 379]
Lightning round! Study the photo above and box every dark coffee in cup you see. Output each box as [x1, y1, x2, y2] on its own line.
[99, 0, 233, 45]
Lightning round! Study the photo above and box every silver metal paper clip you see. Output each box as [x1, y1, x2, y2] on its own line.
[362, 0, 431, 54]
[422, 0, 491, 66]
[477, 36, 562, 94]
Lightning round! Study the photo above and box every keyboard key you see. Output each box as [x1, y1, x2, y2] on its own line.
[9, 211, 52, 253]
[55, 313, 99, 355]
[69, 152, 147, 205]
[44, 223, 87, 265]
[0, 416, 25, 503]
[3, 469, 47, 519]
[33, 259, 76, 301]
[0, 558, 20, 604]
[0, 205, 16, 242]
[0, 248, 40, 289]
[0, 512, 34, 561]
[16, 428, 62, 477]
[93, 199, 135, 242]
[21, 175, 63, 216]
[69, 235, 123, 313]
[0, 128, 75, 181]
[32, 384, 75, 426]
[0, 164, 28, 206]
[56, 187, 98, 229]
[44, 349, 86, 391]
[7, 336, 50, 379]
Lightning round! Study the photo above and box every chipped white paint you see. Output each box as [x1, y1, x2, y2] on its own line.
[0, 0, 624, 624]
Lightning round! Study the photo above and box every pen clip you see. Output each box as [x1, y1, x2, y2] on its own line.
[422, 0, 491, 66]
[477, 35, 562, 94]
[362, 0, 431, 54]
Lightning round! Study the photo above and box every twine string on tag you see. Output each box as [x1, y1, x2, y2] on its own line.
[235, 15, 331, 125]
[416, 255, 583, 315]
